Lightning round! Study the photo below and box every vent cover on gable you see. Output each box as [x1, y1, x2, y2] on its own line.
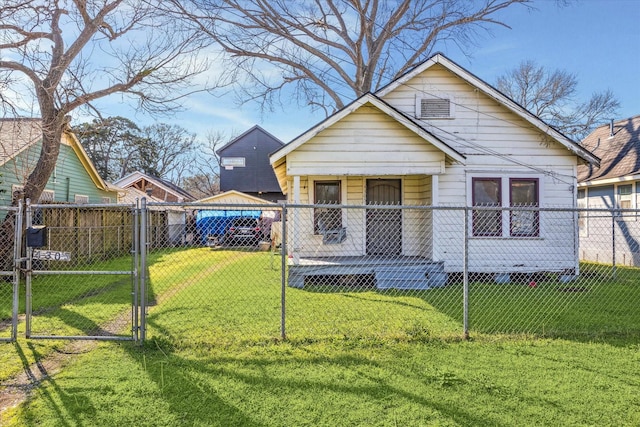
[416, 96, 454, 119]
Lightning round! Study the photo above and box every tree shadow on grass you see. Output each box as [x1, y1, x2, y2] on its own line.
[122, 342, 505, 427]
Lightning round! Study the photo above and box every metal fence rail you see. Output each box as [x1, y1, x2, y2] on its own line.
[3, 201, 638, 343]
[24, 202, 139, 341]
[139, 202, 639, 343]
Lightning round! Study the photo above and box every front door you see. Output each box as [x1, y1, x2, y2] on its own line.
[366, 179, 402, 256]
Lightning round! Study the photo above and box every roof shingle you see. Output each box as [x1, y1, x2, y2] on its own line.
[578, 115, 640, 183]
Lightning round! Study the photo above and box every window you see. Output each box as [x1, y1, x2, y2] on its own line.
[618, 184, 633, 210]
[510, 178, 539, 237]
[471, 176, 540, 237]
[40, 190, 55, 202]
[314, 181, 341, 234]
[415, 95, 454, 119]
[101, 197, 112, 204]
[11, 185, 54, 203]
[74, 194, 89, 204]
[472, 178, 501, 236]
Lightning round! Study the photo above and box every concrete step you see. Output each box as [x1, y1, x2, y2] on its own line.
[375, 264, 447, 290]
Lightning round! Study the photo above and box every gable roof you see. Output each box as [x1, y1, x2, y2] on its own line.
[195, 190, 277, 205]
[216, 125, 284, 155]
[0, 119, 42, 165]
[114, 170, 195, 201]
[376, 53, 600, 166]
[578, 115, 640, 184]
[0, 118, 111, 191]
[270, 93, 466, 165]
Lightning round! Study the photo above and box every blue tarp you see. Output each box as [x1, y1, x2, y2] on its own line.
[195, 209, 261, 244]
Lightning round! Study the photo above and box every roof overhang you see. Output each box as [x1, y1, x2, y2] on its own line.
[578, 173, 640, 187]
[270, 93, 466, 166]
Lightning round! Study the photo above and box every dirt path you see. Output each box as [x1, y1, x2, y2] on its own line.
[0, 309, 130, 416]
[0, 251, 254, 417]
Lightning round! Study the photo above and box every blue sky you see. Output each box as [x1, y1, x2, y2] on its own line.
[93, 0, 640, 144]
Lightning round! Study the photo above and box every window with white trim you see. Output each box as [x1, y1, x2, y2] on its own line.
[616, 183, 636, 219]
[471, 176, 540, 237]
[39, 189, 55, 202]
[11, 185, 54, 203]
[75, 194, 89, 204]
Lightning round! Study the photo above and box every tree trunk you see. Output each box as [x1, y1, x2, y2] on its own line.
[0, 111, 66, 270]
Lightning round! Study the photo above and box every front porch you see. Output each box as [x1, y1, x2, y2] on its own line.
[287, 256, 447, 290]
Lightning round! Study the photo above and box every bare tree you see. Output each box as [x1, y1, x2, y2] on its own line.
[181, 130, 226, 198]
[0, 0, 209, 206]
[170, 0, 533, 114]
[496, 60, 620, 140]
[140, 123, 197, 182]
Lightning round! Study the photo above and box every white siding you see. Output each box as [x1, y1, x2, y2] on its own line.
[286, 105, 445, 176]
[382, 63, 580, 272]
[281, 62, 584, 274]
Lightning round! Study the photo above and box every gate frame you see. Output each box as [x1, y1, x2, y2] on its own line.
[24, 200, 142, 342]
[0, 201, 23, 343]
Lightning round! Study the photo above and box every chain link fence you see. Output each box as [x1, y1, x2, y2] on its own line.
[0, 203, 22, 342]
[23, 203, 139, 340]
[3, 201, 638, 343]
[140, 202, 638, 343]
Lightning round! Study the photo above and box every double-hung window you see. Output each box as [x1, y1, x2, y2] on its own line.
[509, 178, 539, 237]
[471, 177, 540, 237]
[314, 181, 341, 234]
[472, 178, 502, 236]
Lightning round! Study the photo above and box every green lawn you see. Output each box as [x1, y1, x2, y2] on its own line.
[1, 248, 639, 426]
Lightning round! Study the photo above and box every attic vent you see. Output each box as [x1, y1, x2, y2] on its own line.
[416, 96, 454, 119]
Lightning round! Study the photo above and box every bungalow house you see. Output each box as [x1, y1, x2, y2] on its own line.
[578, 115, 640, 266]
[0, 118, 117, 205]
[270, 53, 599, 288]
[217, 125, 285, 202]
[114, 171, 196, 246]
[113, 170, 195, 203]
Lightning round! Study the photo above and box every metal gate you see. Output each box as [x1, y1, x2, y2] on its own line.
[23, 201, 143, 341]
[0, 202, 23, 342]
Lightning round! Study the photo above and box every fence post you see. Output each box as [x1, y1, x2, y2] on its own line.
[139, 197, 147, 344]
[280, 205, 287, 341]
[463, 206, 470, 340]
[11, 200, 24, 341]
[25, 199, 33, 338]
[611, 212, 617, 280]
[133, 201, 140, 343]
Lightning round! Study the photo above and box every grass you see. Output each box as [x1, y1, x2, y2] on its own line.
[1, 248, 639, 426]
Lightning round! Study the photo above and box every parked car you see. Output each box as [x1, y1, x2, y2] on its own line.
[223, 217, 261, 246]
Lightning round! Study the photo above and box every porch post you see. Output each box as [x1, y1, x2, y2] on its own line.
[291, 176, 300, 265]
[431, 175, 439, 262]
[431, 175, 439, 206]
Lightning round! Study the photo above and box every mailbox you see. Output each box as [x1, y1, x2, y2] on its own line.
[27, 226, 47, 248]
